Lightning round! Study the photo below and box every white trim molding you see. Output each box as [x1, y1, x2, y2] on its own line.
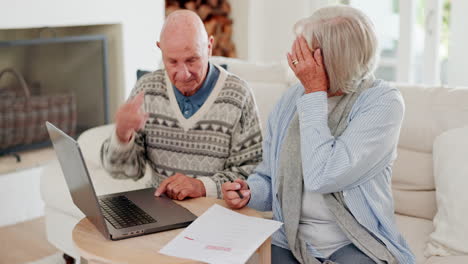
[422, 0, 443, 85]
[397, 0, 416, 83]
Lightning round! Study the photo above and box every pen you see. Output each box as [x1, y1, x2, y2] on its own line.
[231, 181, 244, 199]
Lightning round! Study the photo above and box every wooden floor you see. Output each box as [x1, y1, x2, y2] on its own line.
[0, 147, 55, 176]
[0, 217, 59, 264]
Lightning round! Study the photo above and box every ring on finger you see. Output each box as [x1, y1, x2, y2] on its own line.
[292, 59, 299, 65]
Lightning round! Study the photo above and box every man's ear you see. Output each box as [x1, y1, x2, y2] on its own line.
[207, 36, 214, 56]
[156, 41, 161, 49]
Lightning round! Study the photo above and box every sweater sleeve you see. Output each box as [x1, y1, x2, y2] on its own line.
[100, 79, 148, 181]
[200, 84, 263, 198]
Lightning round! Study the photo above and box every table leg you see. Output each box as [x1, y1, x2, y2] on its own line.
[257, 237, 271, 264]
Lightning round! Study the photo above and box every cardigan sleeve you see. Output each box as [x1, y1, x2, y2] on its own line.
[296, 88, 404, 193]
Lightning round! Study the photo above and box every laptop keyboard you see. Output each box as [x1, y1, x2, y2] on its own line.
[99, 196, 157, 229]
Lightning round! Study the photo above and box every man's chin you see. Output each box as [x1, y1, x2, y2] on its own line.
[176, 84, 198, 94]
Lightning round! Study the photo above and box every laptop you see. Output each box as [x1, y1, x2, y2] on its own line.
[46, 122, 197, 240]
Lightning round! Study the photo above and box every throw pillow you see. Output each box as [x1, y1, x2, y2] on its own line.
[425, 126, 468, 256]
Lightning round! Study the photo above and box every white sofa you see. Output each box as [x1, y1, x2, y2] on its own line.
[40, 56, 468, 263]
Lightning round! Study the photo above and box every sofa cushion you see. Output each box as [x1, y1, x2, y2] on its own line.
[393, 189, 436, 220]
[77, 124, 115, 169]
[425, 256, 468, 264]
[210, 56, 289, 83]
[392, 147, 434, 191]
[427, 126, 468, 256]
[396, 85, 468, 153]
[249, 82, 289, 130]
[395, 214, 433, 264]
[392, 85, 468, 221]
[392, 147, 436, 219]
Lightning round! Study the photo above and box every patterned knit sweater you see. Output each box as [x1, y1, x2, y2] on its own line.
[100, 64, 263, 198]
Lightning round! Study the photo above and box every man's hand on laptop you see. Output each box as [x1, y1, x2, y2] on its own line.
[154, 173, 206, 200]
[115, 92, 149, 143]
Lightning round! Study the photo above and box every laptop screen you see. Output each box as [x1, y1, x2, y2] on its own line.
[46, 122, 110, 238]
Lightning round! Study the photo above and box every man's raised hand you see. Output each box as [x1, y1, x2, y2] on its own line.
[115, 92, 149, 143]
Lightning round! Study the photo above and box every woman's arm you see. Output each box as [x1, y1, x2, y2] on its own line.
[297, 88, 404, 193]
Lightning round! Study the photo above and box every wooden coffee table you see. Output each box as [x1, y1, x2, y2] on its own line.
[73, 197, 271, 264]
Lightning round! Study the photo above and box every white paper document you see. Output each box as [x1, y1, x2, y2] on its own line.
[159, 204, 282, 264]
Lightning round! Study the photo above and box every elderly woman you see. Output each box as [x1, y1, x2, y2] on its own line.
[222, 5, 415, 264]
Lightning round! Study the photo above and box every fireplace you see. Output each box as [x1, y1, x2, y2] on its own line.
[0, 25, 120, 155]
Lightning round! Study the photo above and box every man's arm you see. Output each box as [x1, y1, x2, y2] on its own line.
[203, 87, 264, 198]
[100, 130, 147, 180]
[100, 83, 148, 181]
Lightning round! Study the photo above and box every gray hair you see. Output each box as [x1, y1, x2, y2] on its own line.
[294, 5, 379, 94]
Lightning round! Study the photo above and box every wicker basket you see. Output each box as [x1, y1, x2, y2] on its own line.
[0, 68, 77, 151]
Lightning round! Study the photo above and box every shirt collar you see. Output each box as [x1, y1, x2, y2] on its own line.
[173, 62, 218, 107]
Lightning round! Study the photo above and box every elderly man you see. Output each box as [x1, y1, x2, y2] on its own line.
[101, 10, 262, 200]
[223, 5, 414, 264]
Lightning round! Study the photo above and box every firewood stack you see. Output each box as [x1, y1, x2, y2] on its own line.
[166, 0, 237, 58]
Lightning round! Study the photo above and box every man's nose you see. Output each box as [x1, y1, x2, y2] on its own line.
[176, 64, 191, 80]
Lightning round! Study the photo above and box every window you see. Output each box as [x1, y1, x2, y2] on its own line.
[439, 0, 451, 85]
[331, 0, 454, 85]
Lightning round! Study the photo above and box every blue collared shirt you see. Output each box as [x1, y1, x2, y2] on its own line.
[173, 63, 220, 118]
[246, 80, 415, 263]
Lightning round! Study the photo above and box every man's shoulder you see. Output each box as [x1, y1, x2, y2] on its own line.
[136, 69, 166, 86]
[219, 70, 253, 99]
[224, 71, 248, 88]
[131, 69, 168, 98]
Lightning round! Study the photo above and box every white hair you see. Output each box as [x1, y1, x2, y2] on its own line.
[294, 5, 379, 94]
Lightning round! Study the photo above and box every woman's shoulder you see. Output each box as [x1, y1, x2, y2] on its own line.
[350, 79, 405, 122]
[358, 79, 404, 106]
[268, 83, 303, 117]
[263, 83, 303, 131]
[278, 82, 304, 105]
